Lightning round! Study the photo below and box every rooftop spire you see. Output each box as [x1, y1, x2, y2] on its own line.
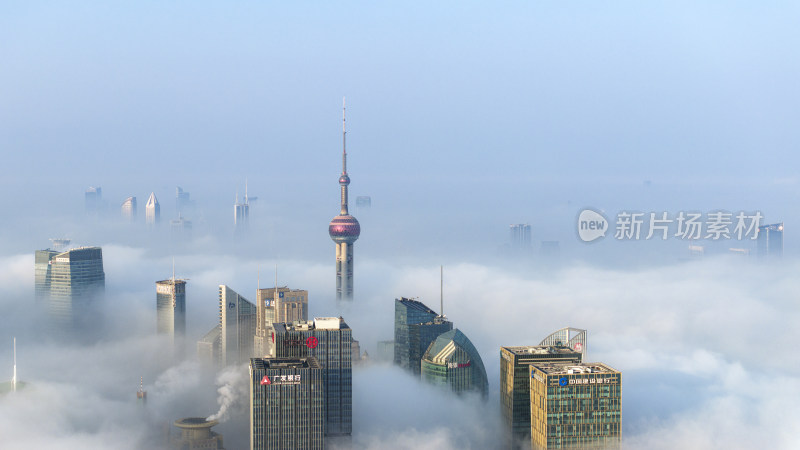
[274, 265, 279, 306]
[342, 96, 347, 175]
[440, 266, 444, 317]
[11, 337, 16, 392]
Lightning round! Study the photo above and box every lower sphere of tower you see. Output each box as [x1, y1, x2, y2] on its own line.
[329, 215, 360, 243]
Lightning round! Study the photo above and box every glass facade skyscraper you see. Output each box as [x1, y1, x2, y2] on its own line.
[757, 223, 783, 257]
[156, 278, 186, 342]
[219, 285, 257, 366]
[529, 362, 621, 450]
[501, 346, 583, 447]
[35, 247, 105, 336]
[421, 328, 488, 398]
[249, 357, 324, 450]
[394, 298, 452, 375]
[273, 317, 352, 437]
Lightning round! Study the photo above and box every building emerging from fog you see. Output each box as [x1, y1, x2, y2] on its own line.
[757, 223, 783, 258]
[394, 298, 452, 376]
[218, 285, 257, 366]
[146, 192, 160, 225]
[156, 277, 186, 343]
[273, 317, 352, 437]
[421, 328, 488, 398]
[501, 345, 583, 447]
[509, 223, 532, 249]
[35, 247, 105, 336]
[529, 362, 621, 450]
[234, 184, 250, 232]
[250, 357, 324, 450]
[328, 99, 361, 302]
[121, 196, 137, 221]
[197, 326, 222, 366]
[85, 186, 102, 215]
[176, 186, 193, 214]
[257, 287, 308, 325]
[171, 417, 225, 450]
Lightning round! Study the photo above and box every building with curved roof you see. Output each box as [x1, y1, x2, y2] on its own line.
[421, 328, 488, 398]
[539, 327, 587, 358]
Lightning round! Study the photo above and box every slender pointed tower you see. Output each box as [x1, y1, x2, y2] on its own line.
[11, 337, 17, 392]
[329, 98, 361, 302]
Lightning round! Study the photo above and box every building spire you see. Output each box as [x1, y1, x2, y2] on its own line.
[342, 96, 347, 175]
[274, 265, 279, 307]
[440, 266, 444, 318]
[11, 337, 16, 392]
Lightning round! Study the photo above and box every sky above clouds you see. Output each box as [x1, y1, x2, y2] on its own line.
[1, 1, 800, 449]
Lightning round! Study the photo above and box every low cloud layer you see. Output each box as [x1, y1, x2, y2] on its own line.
[0, 247, 798, 449]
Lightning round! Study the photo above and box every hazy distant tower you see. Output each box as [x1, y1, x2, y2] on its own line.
[122, 196, 137, 221]
[234, 182, 250, 232]
[146, 192, 161, 225]
[328, 98, 361, 302]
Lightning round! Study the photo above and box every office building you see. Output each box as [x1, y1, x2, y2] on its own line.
[376, 340, 394, 362]
[156, 277, 186, 343]
[329, 99, 360, 302]
[171, 417, 225, 450]
[421, 328, 488, 398]
[501, 345, 583, 447]
[249, 357, 324, 450]
[757, 223, 783, 257]
[355, 196, 371, 209]
[85, 186, 102, 215]
[257, 287, 308, 325]
[234, 184, 250, 232]
[176, 186, 194, 214]
[510, 224, 532, 249]
[394, 298, 452, 375]
[122, 196, 137, 221]
[146, 192, 160, 225]
[170, 214, 192, 238]
[197, 326, 221, 367]
[35, 247, 105, 335]
[530, 362, 621, 449]
[219, 285, 257, 366]
[274, 317, 352, 437]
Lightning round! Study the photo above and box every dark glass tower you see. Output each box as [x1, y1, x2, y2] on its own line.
[394, 298, 452, 375]
[249, 357, 324, 450]
[273, 317, 352, 437]
[328, 99, 360, 302]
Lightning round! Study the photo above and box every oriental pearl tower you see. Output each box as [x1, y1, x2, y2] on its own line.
[329, 98, 360, 302]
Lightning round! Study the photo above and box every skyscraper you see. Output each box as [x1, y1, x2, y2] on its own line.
[122, 196, 137, 221]
[156, 277, 186, 343]
[501, 345, 583, 447]
[176, 186, 193, 214]
[146, 192, 160, 225]
[757, 223, 783, 257]
[257, 287, 309, 325]
[420, 328, 489, 398]
[394, 298, 452, 376]
[197, 326, 222, 367]
[234, 184, 249, 232]
[273, 317, 352, 437]
[509, 224, 532, 249]
[35, 247, 105, 336]
[85, 186, 102, 215]
[219, 285, 257, 366]
[328, 99, 360, 302]
[249, 357, 324, 450]
[529, 362, 621, 449]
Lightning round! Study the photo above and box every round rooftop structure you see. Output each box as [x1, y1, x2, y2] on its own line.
[329, 214, 360, 243]
[173, 417, 219, 441]
[339, 174, 350, 185]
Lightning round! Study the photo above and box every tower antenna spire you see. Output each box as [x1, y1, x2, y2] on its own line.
[245, 178, 249, 205]
[342, 96, 347, 175]
[274, 264, 279, 307]
[11, 337, 16, 392]
[440, 265, 444, 317]
[172, 257, 175, 283]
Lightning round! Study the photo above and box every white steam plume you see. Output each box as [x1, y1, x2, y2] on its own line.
[207, 364, 248, 422]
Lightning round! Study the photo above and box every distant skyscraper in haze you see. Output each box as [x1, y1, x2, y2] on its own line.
[501, 345, 583, 447]
[170, 214, 192, 238]
[394, 298, 452, 375]
[197, 326, 221, 366]
[122, 196, 137, 221]
[757, 223, 783, 257]
[249, 357, 324, 450]
[329, 99, 360, 302]
[355, 195, 371, 209]
[219, 285, 257, 366]
[529, 362, 621, 449]
[509, 224, 532, 249]
[146, 192, 160, 225]
[234, 183, 250, 232]
[35, 247, 105, 336]
[85, 186, 102, 215]
[175, 186, 193, 213]
[421, 328, 489, 398]
[156, 276, 186, 344]
[273, 317, 352, 437]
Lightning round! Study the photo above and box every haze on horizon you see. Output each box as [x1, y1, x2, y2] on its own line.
[1, 2, 799, 449]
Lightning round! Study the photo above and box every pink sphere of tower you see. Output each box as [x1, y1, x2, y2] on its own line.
[329, 214, 360, 244]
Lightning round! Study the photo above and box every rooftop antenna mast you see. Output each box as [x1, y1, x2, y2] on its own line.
[440, 265, 444, 317]
[274, 265, 279, 307]
[11, 337, 16, 392]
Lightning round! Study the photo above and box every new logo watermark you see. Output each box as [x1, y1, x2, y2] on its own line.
[577, 209, 609, 242]
[577, 209, 766, 242]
